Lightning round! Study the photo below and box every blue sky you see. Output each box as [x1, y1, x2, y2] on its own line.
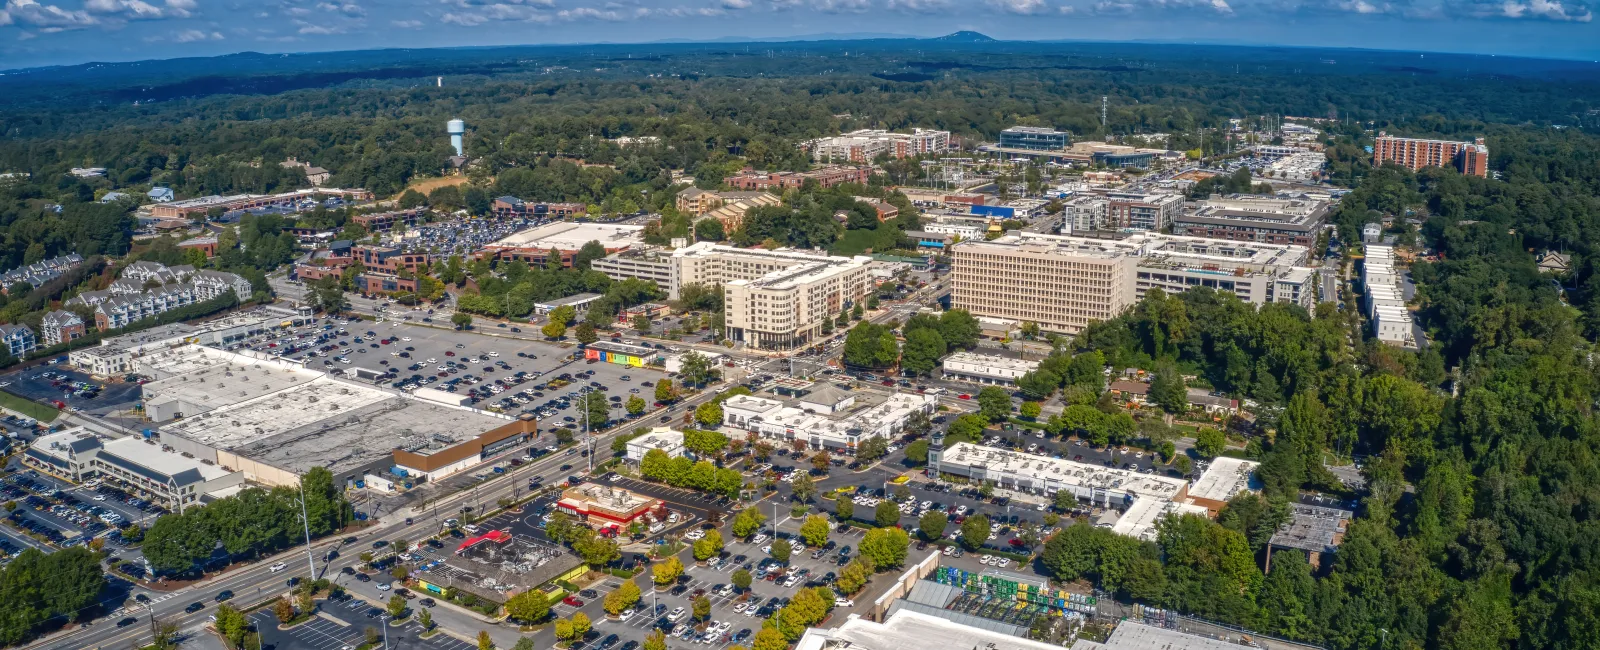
[1, 0, 1598, 69]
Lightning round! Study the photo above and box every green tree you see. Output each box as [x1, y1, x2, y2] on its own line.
[938, 310, 981, 350]
[791, 472, 816, 503]
[859, 527, 910, 569]
[569, 612, 591, 640]
[542, 320, 567, 339]
[418, 608, 434, 631]
[836, 559, 871, 595]
[692, 594, 712, 621]
[918, 511, 948, 541]
[603, 580, 641, 615]
[1020, 401, 1042, 419]
[855, 437, 889, 463]
[451, 312, 473, 329]
[732, 507, 767, 539]
[654, 379, 677, 403]
[977, 386, 1012, 422]
[695, 401, 724, 427]
[653, 556, 684, 586]
[693, 528, 725, 562]
[770, 538, 793, 564]
[575, 322, 598, 345]
[275, 597, 295, 624]
[644, 630, 668, 650]
[874, 500, 901, 528]
[1149, 365, 1188, 414]
[583, 390, 610, 429]
[1194, 427, 1226, 459]
[626, 395, 647, 415]
[506, 588, 552, 623]
[731, 568, 753, 592]
[1016, 369, 1061, 400]
[960, 514, 991, 550]
[835, 495, 855, 522]
[899, 328, 946, 376]
[388, 593, 408, 619]
[752, 628, 788, 650]
[800, 515, 831, 547]
[695, 218, 726, 241]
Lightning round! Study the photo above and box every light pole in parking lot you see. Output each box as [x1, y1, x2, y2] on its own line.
[296, 482, 318, 578]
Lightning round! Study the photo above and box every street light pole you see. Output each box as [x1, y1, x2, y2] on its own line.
[297, 481, 318, 578]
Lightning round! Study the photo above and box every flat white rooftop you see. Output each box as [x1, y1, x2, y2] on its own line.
[1071, 620, 1254, 650]
[1188, 456, 1262, 503]
[489, 222, 644, 251]
[939, 442, 1190, 499]
[101, 437, 233, 482]
[797, 610, 1063, 650]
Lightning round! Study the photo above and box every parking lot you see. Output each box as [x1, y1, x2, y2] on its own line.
[250, 600, 480, 650]
[0, 364, 142, 416]
[230, 318, 667, 433]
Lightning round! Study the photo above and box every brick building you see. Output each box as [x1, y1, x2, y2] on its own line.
[1372, 132, 1489, 177]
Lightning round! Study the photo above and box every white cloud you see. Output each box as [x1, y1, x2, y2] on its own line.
[172, 27, 220, 40]
[164, 0, 194, 17]
[316, 0, 364, 16]
[296, 21, 345, 33]
[440, 10, 488, 23]
[4, 0, 98, 29]
[556, 6, 626, 19]
[886, 0, 951, 12]
[986, 0, 1052, 12]
[720, 0, 752, 7]
[1497, 0, 1591, 19]
[814, 0, 871, 11]
[84, 0, 166, 18]
[0, 8, 11, 24]
[391, 18, 423, 27]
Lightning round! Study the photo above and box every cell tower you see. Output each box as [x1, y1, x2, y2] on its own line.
[1101, 96, 1108, 130]
[447, 119, 465, 157]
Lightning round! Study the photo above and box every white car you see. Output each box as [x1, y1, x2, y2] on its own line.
[269, 562, 287, 573]
[401, 337, 411, 342]
[834, 598, 854, 607]
[751, 534, 768, 545]
[620, 608, 636, 619]
[733, 603, 747, 613]
[488, 351, 500, 357]
[684, 529, 705, 541]
[668, 607, 686, 622]
[377, 582, 391, 591]
[997, 558, 1011, 568]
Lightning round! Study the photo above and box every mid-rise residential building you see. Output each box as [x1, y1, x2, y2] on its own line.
[722, 387, 936, 452]
[807, 129, 950, 163]
[1362, 244, 1415, 348]
[1061, 196, 1109, 232]
[722, 251, 872, 350]
[68, 262, 252, 331]
[1372, 132, 1488, 177]
[592, 241, 868, 307]
[0, 253, 85, 295]
[998, 126, 1071, 151]
[725, 166, 871, 191]
[351, 207, 426, 233]
[1172, 194, 1333, 247]
[0, 324, 36, 358]
[951, 232, 1317, 334]
[674, 188, 777, 217]
[40, 310, 86, 346]
[1103, 191, 1184, 231]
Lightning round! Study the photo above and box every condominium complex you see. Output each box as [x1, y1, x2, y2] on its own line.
[673, 188, 781, 231]
[725, 166, 871, 191]
[1372, 132, 1488, 177]
[1172, 194, 1333, 247]
[1362, 244, 1415, 348]
[66, 262, 254, 331]
[951, 232, 1317, 334]
[723, 253, 872, 350]
[1103, 191, 1185, 231]
[592, 240, 868, 302]
[807, 128, 951, 163]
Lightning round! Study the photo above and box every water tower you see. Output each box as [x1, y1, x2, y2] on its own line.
[447, 118, 465, 157]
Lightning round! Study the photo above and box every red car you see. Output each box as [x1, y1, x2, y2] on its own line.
[563, 596, 584, 606]
[957, 394, 971, 400]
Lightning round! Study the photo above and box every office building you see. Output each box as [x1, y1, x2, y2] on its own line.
[350, 208, 426, 233]
[722, 388, 936, 452]
[1362, 245, 1415, 348]
[624, 427, 685, 462]
[1172, 194, 1333, 247]
[941, 352, 1040, 387]
[23, 428, 245, 511]
[951, 232, 1317, 335]
[1373, 132, 1488, 177]
[998, 126, 1071, 151]
[807, 129, 951, 163]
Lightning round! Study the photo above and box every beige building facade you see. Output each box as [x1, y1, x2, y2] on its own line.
[724, 256, 871, 350]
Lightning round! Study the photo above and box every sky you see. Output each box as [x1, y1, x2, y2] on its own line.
[1, 0, 1599, 69]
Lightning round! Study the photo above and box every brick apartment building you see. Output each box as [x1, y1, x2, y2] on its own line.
[1372, 132, 1489, 177]
[725, 166, 871, 191]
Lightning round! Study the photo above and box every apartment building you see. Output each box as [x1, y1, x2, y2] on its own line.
[1372, 132, 1489, 177]
[807, 129, 950, 163]
[700, 192, 781, 232]
[1061, 196, 1109, 232]
[1362, 244, 1415, 348]
[590, 248, 678, 295]
[40, 311, 86, 346]
[0, 253, 84, 295]
[0, 324, 36, 358]
[1103, 191, 1184, 231]
[723, 253, 872, 350]
[351, 207, 426, 233]
[951, 232, 1317, 334]
[675, 188, 776, 216]
[592, 241, 867, 306]
[67, 262, 253, 331]
[1172, 194, 1332, 247]
[725, 166, 871, 191]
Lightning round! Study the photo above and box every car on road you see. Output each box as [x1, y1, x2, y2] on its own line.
[186, 602, 205, 613]
[215, 590, 233, 602]
[117, 617, 139, 627]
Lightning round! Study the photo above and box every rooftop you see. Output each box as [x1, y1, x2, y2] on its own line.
[796, 610, 1064, 650]
[942, 351, 1042, 374]
[1270, 503, 1354, 554]
[1187, 457, 1262, 503]
[1071, 620, 1256, 650]
[939, 442, 1189, 501]
[488, 222, 644, 251]
[100, 437, 233, 485]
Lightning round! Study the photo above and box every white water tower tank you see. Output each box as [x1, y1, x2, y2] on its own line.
[447, 119, 465, 157]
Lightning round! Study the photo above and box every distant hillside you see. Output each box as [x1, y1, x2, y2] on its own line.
[931, 31, 997, 43]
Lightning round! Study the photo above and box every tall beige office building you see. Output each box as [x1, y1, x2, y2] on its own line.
[952, 236, 1137, 334]
[952, 232, 1316, 334]
[724, 257, 871, 350]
